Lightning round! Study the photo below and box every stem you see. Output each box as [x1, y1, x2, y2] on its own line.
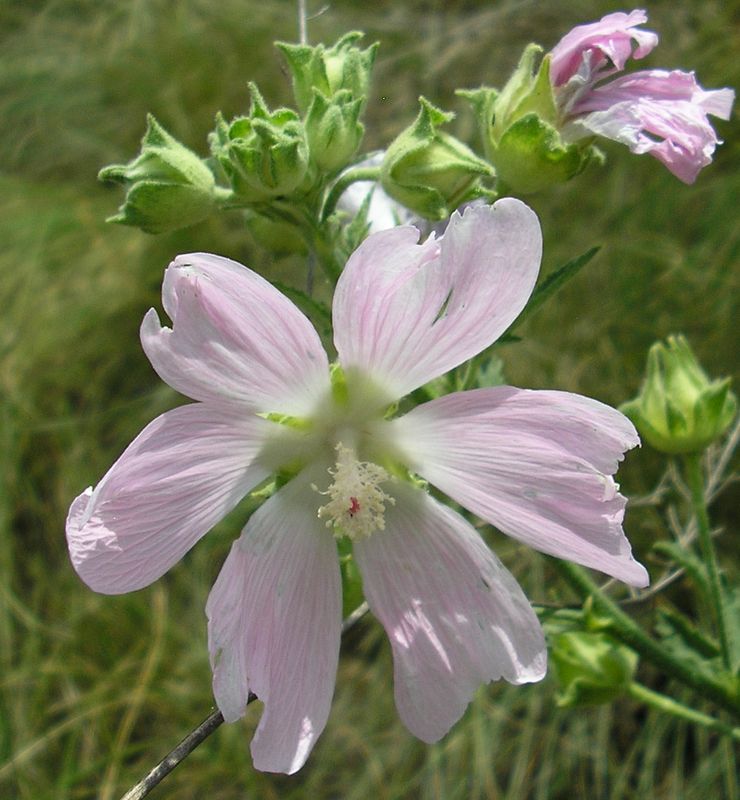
[321, 166, 382, 222]
[119, 603, 370, 800]
[684, 451, 731, 670]
[553, 560, 739, 714]
[627, 682, 740, 742]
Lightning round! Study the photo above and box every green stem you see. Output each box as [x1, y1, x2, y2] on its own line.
[553, 560, 739, 714]
[321, 166, 382, 222]
[683, 452, 731, 670]
[628, 682, 740, 741]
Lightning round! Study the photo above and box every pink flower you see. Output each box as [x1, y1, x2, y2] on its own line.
[66, 199, 647, 774]
[550, 9, 734, 183]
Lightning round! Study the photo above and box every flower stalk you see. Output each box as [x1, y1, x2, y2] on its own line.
[683, 451, 731, 671]
[553, 560, 739, 714]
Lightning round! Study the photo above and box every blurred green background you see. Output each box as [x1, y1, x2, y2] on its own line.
[1, 1, 737, 797]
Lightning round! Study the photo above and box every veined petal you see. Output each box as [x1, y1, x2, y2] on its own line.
[354, 483, 546, 743]
[391, 387, 648, 587]
[66, 404, 272, 594]
[206, 470, 342, 775]
[141, 253, 330, 415]
[333, 200, 541, 402]
[550, 10, 658, 87]
[565, 69, 734, 184]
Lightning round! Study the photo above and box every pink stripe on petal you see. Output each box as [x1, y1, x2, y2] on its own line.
[142, 253, 330, 415]
[354, 484, 545, 743]
[207, 470, 342, 775]
[334, 200, 541, 402]
[391, 387, 648, 587]
[66, 404, 271, 594]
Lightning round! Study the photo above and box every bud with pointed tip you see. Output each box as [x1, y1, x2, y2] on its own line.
[380, 97, 494, 220]
[98, 115, 217, 233]
[209, 83, 309, 202]
[277, 32, 378, 115]
[305, 89, 364, 173]
[621, 335, 736, 455]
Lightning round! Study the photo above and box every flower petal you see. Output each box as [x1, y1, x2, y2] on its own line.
[141, 253, 330, 415]
[354, 483, 546, 743]
[333, 199, 541, 402]
[66, 404, 271, 593]
[550, 10, 658, 87]
[206, 470, 342, 774]
[390, 387, 648, 587]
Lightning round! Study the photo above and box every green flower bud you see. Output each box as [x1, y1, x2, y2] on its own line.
[98, 115, 217, 234]
[380, 97, 494, 220]
[552, 631, 637, 708]
[209, 83, 309, 202]
[621, 335, 737, 455]
[305, 89, 364, 173]
[459, 45, 601, 194]
[277, 32, 378, 115]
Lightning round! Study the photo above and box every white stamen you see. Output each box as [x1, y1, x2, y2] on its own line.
[313, 443, 395, 540]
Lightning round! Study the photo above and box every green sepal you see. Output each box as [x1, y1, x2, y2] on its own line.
[621, 335, 737, 454]
[98, 114, 216, 233]
[552, 631, 638, 708]
[460, 47, 603, 194]
[305, 88, 364, 173]
[209, 84, 309, 202]
[276, 32, 378, 115]
[495, 113, 603, 194]
[380, 96, 495, 220]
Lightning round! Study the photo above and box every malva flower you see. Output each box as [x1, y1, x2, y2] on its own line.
[550, 9, 735, 183]
[66, 198, 648, 774]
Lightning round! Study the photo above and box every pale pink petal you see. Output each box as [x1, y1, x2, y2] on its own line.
[550, 10, 658, 87]
[206, 470, 342, 774]
[390, 387, 648, 587]
[333, 200, 541, 403]
[141, 253, 330, 416]
[354, 483, 546, 743]
[66, 404, 271, 593]
[564, 69, 734, 183]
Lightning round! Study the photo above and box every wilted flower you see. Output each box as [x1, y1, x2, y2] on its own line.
[550, 9, 734, 183]
[66, 199, 647, 774]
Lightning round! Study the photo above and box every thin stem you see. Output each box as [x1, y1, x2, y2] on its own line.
[553, 560, 739, 714]
[627, 682, 740, 742]
[684, 451, 731, 670]
[321, 166, 382, 222]
[119, 602, 370, 800]
[297, 0, 307, 44]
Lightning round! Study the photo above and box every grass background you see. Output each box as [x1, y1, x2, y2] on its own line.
[0, 0, 737, 797]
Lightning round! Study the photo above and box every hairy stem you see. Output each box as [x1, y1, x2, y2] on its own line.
[627, 682, 739, 741]
[553, 560, 739, 714]
[683, 451, 731, 670]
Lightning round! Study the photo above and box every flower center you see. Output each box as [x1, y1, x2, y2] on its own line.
[313, 443, 395, 540]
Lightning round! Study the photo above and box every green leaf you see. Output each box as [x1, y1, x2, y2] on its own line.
[272, 281, 332, 340]
[507, 246, 599, 333]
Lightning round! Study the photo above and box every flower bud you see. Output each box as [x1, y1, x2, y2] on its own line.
[380, 97, 494, 220]
[98, 115, 217, 233]
[621, 335, 736, 454]
[552, 631, 637, 707]
[209, 83, 309, 202]
[305, 89, 364, 173]
[460, 45, 601, 194]
[277, 32, 378, 115]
